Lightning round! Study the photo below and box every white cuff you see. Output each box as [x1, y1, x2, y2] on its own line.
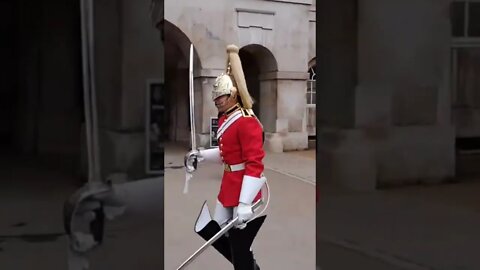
[199, 148, 222, 163]
[239, 175, 266, 205]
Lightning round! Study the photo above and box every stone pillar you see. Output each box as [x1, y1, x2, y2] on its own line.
[86, 0, 164, 180]
[260, 71, 309, 152]
[317, 0, 357, 129]
[316, 0, 372, 190]
[167, 68, 190, 143]
[355, 0, 454, 187]
[318, 0, 455, 190]
[258, 78, 277, 133]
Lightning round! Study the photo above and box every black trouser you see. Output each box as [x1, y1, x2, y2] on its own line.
[196, 216, 266, 270]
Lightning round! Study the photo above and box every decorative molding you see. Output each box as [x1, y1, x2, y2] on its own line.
[235, 8, 275, 15]
[236, 8, 275, 30]
[259, 71, 309, 81]
[309, 8, 316, 22]
[263, 0, 312, 5]
[195, 70, 310, 82]
[197, 68, 225, 78]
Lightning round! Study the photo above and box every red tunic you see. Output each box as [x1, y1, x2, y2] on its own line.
[217, 106, 264, 207]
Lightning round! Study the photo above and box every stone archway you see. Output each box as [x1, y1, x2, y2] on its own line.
[162, 20, 202, 144]
[239, 44, 278, 133]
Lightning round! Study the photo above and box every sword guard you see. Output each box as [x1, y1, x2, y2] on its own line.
[184, 149, 200, 173]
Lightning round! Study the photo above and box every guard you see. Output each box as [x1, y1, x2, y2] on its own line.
[184, 44, 268, 270]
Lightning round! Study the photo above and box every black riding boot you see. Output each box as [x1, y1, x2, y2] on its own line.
[228, 216, 266, 270]
[194, 201, 265, 269]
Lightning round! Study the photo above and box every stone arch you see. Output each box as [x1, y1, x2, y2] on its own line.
[239, 44, 278, 133]
[160, 20, 202, 144]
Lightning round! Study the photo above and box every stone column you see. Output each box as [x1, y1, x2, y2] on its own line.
[89, 0, 164, 180]
[316, 0, 371, 190]
[260, 71, 309, 152]
[355, 0, 454, 187]
[318, 0, 454, 190]
[258, 78, 277, 134]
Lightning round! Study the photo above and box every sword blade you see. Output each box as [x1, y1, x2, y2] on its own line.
[188, 44, 196, 150]
[176, 199, 263, 270]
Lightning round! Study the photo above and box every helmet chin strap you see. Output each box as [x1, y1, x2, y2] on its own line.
[217, 98, 230, 110]
[217, 99, 228, 107]
[217, 93, 239, 113]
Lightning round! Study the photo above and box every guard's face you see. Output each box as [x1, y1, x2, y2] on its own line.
[214, 95, 231, 113]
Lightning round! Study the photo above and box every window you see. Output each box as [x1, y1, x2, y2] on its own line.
[469, 3, 480, 36]
[452, 48, 480, 107]
[306, 64, 316, 136]
[451, 1, 480, 109]
[307, 66, 316, 105]
[451, 2, 480, 137]
[452, 1, 466, 37]
[451, 1, 480, 38]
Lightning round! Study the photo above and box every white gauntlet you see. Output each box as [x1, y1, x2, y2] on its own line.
[198, 148, 222, 164]
[235, 175, 266, 229]
[184, 148, 222, 173]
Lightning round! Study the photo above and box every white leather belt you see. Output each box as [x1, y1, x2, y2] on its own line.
[224, 162, 245, 172]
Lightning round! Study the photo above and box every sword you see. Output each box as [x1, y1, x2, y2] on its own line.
[66, 0, 101, 268]
[176, 199, 264, 270]
[183, 44, 196, 193]
[188, 43, 196, 150]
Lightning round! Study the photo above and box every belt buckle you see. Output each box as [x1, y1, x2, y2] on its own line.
[224, 163, 231, 172]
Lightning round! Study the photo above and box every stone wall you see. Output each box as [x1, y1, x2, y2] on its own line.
[165, 0, 314, 151]
[318, 0, 455, 189]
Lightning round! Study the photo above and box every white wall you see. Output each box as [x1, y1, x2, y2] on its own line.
[308, 4, 316, 63]
[165, 0, 311, 73]
[165, 0, 313, 151]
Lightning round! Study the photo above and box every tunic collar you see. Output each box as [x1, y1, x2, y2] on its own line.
[218, 103, 241, 118]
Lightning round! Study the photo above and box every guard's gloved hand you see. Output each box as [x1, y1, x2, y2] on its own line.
[235, 202, 254, 229]
[234, 174, 267, 229]
[184, 149, 204, 173]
